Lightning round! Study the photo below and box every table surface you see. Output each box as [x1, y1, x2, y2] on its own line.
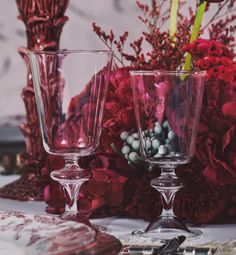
[0, 175, 235, 249]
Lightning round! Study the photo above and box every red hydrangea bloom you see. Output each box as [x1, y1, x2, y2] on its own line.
[195, 82, 236, 185]
[175, 164, 227, 224]
[79, 167, 127, 214]
[99, 67, 137, 154]
[122, 172, 162, 222]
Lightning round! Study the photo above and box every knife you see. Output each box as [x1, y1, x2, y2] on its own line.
[155, 235, 186, 254]
[125, 235, 186, 254]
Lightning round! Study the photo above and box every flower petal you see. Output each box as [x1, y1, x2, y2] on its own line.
[222, 102, 236, 120]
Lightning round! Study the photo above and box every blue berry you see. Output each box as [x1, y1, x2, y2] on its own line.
[145, 138, 152, 150]
[158, 145, 168, 155]
[121, 145, 130, 155]
[168, 130, 175, 140]
[154, 125, 162, 135]
[129, 152, 140, 162]
[132, 140, 140, 150]
[127, 136, 135, 145]
[152, 139, 160, 149]
[165, 138, 170, 144]
[163, 120, 169, 129]
[155, 122, 162, 129]
[132, 132, 139, 139]
[165, 144, 172, 152]
[120, 131, 129, 141]
[169, 151, 175, 156]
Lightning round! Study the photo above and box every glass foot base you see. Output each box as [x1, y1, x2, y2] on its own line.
[60, 212, 93, 226]
[132, 228, 201, 241]
[132, 216, 202, 241]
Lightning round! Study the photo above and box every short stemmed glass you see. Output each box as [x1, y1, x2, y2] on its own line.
[30, 50, 112, 227]
[130, 70, 205, 240]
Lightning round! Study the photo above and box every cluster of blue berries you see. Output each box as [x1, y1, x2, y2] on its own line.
[120, 131, 141, 164]
[120, 120, 179, 164]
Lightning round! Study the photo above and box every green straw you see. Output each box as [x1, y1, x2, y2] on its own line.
[183, 1, 207, 71]
[169, 0, 179, 39]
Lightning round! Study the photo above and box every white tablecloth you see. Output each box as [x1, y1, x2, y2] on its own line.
[0, 176, 235, 248]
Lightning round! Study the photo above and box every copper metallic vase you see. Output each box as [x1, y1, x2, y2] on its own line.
[0, 0, 69, 201]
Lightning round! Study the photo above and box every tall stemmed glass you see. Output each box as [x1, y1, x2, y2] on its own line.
[130, 70, 205, 240]
[30, 50, 112, 225]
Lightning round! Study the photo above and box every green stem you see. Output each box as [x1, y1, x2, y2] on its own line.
[183, 1, 207, 71]
[169, 0, 179, 38]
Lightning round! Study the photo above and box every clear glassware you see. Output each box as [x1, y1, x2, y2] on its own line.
[130, 70, 205, 241]
[30, 50, 112, 237]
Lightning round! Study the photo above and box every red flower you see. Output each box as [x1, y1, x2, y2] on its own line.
[79, 168, 127, 213]
[123, 171, 162, 222]
[183, 40, 236, 185]
[44, 182, 65, 214]
[183, 39, 234, 59]
[196, 126, 236, 185]
[42, 155, 65, 214]
[99, 67, 137, 154]
[184, 39, 236, 84]
[175, 164, 227, 224]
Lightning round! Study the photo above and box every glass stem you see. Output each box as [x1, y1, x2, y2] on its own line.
[63, 157, 82, 215]
[151, 166, 182, 218]
[65, 157, 79, 168]
[63, 183, 81, 213]
[160, 179, 176, 217]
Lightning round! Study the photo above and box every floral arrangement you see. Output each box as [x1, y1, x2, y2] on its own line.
[45, 0, 236, 224]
